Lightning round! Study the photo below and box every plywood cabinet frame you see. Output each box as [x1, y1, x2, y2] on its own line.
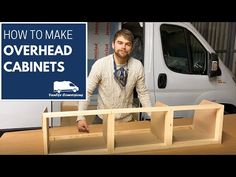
[42, 100, 224, 154]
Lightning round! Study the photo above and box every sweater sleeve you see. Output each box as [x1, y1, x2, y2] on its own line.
[135, 62, 152, 108]
[77, 60, 102, 121]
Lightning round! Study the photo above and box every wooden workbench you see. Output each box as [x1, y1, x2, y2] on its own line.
[0, 114, 236, 155]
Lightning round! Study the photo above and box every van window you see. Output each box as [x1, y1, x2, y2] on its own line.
[189, 33, 207, 74]
[160, 24, 207, 75]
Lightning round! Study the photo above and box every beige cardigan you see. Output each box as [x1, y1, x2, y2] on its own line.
[77, 54, 151, 122]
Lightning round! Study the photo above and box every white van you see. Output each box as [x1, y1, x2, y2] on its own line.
[122, 22, 236, 116]
[53, 81, 79, 93]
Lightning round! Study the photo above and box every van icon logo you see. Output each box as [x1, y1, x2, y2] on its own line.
[53, 81, 79, 93]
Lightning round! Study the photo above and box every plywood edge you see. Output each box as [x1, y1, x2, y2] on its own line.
[113, 143, 167, 154]
[172, 138, 220, 148]
[42, 107, 49, 155]
[50, 148, 109, 155]
[50, 132, 103, 141]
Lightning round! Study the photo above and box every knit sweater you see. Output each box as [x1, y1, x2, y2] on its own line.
[77, 54, 151, 122]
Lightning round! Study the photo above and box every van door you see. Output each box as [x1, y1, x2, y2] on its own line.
[152, 23, 219, 117]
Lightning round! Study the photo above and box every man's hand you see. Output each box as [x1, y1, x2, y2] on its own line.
[77, 120, 89, 133]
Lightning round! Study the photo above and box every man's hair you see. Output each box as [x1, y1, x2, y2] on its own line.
[113, 28, 134, 44]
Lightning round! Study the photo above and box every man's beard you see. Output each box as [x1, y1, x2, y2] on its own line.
[115, 49, 130, 60]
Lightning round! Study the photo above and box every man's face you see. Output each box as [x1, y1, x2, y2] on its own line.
[112, 36, 132, 60]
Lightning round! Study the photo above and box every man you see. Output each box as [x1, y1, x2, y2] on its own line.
[77, 28, 151, 132]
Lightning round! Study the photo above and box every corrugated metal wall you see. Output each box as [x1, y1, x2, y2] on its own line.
[192, 22, 236, 77]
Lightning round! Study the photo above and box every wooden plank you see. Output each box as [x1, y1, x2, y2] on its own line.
[42, 108, 49, 155]
[172, 104, 222, 111]
[106, 114, 115, 153]
[174, 125, 193, 130]
[115, 121, 150, 130]
[193, 100, 217, 138]
[150, 101, 168, 143]
[173, 127, 213, 142]
[43, 109, 112, 118]
[49, 137, 106, 154]
[165, 109, 173, 145]
[171, 138, 220, 148]
[50, 132, 103, 141]
[114, 142, 167, 154]
[115, 128, 150, 135]
[49, 121, 150, 140]
[115, 131, 163, 148]
[214, 105, 224, 143]
[50, 129, 152, 141]
[44, 101, 222, 118]
[51, 148, 109, 155]
[43, 107, 170, 118]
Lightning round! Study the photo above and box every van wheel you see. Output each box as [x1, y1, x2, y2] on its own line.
[73, 88, 77, 92]
[57, 90, 61, 93]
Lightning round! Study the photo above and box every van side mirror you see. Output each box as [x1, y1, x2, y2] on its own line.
[208, 53, 222, 78]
